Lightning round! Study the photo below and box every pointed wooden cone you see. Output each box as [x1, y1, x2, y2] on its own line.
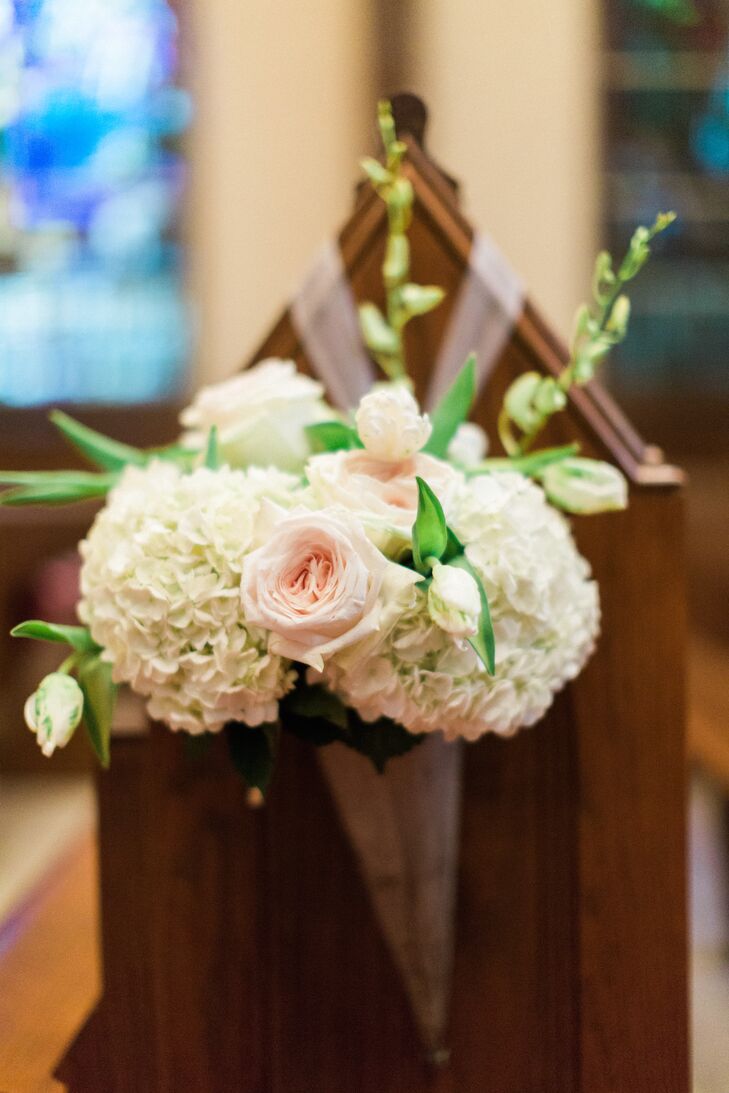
[317, 735, 463, 1057]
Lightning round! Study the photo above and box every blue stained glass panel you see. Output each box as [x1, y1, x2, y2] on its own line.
[0, 0, 191, 405]
[605, 0, 729, 393]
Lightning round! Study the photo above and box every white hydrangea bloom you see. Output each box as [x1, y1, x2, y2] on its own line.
[179, 358, 332, 472]
[446, 422, 488, 467]
[78, 461, 300, 734]
[355, 383, 432, 462]
[317, 472, 600, 741]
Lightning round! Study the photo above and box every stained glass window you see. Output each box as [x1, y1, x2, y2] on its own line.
[0, 0, 190, 405]
[604, 0, 729, 394]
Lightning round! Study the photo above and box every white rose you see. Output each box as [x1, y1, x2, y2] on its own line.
[241, 508, 417, 672]
[355, 383, 432, 462]
[447, 422, 488, 467]
[24, 672, 84, 757]
[306, 449, 462, 554]
[180, 358, 332, 472]
[541, 457, 628, 514]
[427, 562, 481, 638]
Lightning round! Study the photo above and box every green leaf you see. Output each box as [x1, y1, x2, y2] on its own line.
[358, 302, 399, 356]
[398, 283, 445, 317]
[281, 710, 346, 748]
[0, 470, 116, 487]
[283, 684, 349, 730]
[49, 410, 146, 472]
[11, 620, 99, 653]
[0, 470, 116, 506]
[441, 525, 465, 564]
[225, 722, 279, 797]
[343, 713, 425, 774]
[77, 654, 116, 768]
[279, 680, 349, 745]
[280, 681, 425, 772]
[148, 442, 197, 469]
[0, 483, 112, 506]
[467, 443, 580, 478]
[449, 555, 496, 675]
[204, 426, 220, 469]
[424, 354, 477, 458]
[412, 477, 448, 574]
[305, 421, 362, 454]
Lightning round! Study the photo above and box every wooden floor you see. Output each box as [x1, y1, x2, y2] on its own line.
[0, 835, 99, 1093]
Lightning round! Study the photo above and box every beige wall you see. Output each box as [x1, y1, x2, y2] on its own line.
[188, 1, 374, 384]
[188, 1, 600, 382]
[410, 1, 601, 340]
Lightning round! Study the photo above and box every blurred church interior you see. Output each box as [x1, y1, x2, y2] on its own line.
[0, 1, 727, 1089]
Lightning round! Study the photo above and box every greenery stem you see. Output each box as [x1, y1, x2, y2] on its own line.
[358, 101, 445, 384]
[554, 282, 623, 398]
[58, 652, 80, 675]
[510, 211, 675, 456]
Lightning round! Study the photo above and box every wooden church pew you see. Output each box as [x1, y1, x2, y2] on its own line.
[56, 99, 688, 1092]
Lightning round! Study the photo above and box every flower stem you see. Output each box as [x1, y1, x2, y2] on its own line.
[509, 211, 675, 456]
[358, 101, 445, 384]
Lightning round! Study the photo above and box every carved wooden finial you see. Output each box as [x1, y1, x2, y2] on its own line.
[390, 93, 428, 148]
[387, 92, 460, 196]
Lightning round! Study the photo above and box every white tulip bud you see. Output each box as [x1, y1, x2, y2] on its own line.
[447, 422, 488, 467]
[427, 562, 481, 639]
[24, 673, 84, 757]
[541, 457, 628, 515]
[355, 383, 432, 463]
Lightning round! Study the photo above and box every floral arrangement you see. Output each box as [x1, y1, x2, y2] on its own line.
[7, 103, 674, 798]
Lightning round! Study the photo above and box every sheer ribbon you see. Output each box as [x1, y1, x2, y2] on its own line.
[289, 229, 523, 1053]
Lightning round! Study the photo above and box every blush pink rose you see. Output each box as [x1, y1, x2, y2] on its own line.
[241, 509, 415, 671]
[305, 450, 462, 554]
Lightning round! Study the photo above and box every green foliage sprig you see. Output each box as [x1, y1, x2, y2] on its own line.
[423, 354, 476, 457]
[359, 100, 445, 381]
[0, 410, 196, 507]
[498, 212, 676, 457]
[220, 682, 426, 798]
[411, 478, 496, 675]
[12, 620, 115, 765]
